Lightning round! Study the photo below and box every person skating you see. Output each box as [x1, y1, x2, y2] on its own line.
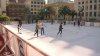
[34, 21, 39, 37]
[57, 23, 63, 35]
[39, 20, 45, 35]
[77, 20, 81, 27]
[18, 20, 22, 34]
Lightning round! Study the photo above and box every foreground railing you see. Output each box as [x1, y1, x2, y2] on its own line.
[0, 23, 48, 56]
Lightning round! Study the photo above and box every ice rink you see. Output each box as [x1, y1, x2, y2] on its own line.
[8, 23, 100, 56]
[21, 23, 100, 56]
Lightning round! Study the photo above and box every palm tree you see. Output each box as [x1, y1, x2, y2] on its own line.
[69, 10, 77, 21]
[58, 6, 70, 25]
[38, 9, 45, 20]
[39, 6, 55, 24]
[58, 6, 70, 20]
[39, 7, 50, 19]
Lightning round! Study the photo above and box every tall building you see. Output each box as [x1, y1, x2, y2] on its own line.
[6, 3, 27, 19]
[74, 0, 100, 21]
[48, 0, 71, 4]
[6, 0, 28, 19]
[25, 0, 45, 15]
[0, 0, 7, 15]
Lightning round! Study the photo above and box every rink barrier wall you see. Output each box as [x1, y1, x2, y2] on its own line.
[2, 21, 100, 27]
[0, 24, 48, 56]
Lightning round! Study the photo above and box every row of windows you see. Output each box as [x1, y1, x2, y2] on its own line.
[79, 4, 100, 11]
[31, 12, 38, 14]
[31, 8, 40, 11]
[31, 5, 43, 8]
[82, 12, 100, 17]
[31, 1, 45, 4]
[78, 0, 100, 4]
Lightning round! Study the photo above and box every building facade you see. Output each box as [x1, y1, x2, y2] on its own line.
[0, 0, 7, 15]
[6, 3, 27, 19]
[74, 0, 100, 21]
[45, 2, 74, 20]
[25, 0, 45, 15]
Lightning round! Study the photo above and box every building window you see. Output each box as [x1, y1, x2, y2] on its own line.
[41, 2, 43, 4]
[85, 5, 88, 10]
[90, 0, 92, 3]
[94, 5, 97, 10]
[90, 12, 92, 16]
[78, 2, 80, 4]
[86, 1, 88, 3]
[94, 12, 96, 17]
[31, 8, 33, 11]
[34, 9, 36, 11]
[94, 0, 97, 3]
[44, 2, 45, 4]
[31, 12, 33, 14]
[37, 5, 40, 7]
[82, 1, 84, 4]
[34, 5, 36, 7]
[90, 5, 92, 10]
[37, 2, 40, 4]
[34, 12, 36, 14]
[31, 1, 33, 3]
[99, 4, 100, 9]
[31, 5, 33, 7]
[34, 2, 36, 4]
[86, 12, 88, 16]
[98, 12, 100, 17]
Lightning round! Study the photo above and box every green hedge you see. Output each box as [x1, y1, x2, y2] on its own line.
[0, 15, 10, 21]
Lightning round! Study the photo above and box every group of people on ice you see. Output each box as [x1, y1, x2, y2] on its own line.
[34, 20, 45, 37]
[73, 20, 84, 27]
[33, 20, 64, 37]
[17, 19, 83, 37]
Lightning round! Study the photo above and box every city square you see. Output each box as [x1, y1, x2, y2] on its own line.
[0, 0, 100, 56]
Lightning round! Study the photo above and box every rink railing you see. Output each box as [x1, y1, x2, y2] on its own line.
[0, 23, 48, 56]
[4, 20, 100, 27]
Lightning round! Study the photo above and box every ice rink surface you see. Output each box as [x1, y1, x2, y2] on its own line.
[9, 23, 100, 56]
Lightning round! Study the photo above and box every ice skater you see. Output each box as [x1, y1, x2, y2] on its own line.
[77, 20, 81, 27]
[18, 20, 22, 34]
[39, 20, 45, 35]
[57, 23, 63, 35]
[34, 21, 39, 37]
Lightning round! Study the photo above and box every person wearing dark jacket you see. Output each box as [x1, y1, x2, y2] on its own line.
[57, 23, 63, 35]
[77, 20, 81, 27]
[18, 20, 22, 34]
